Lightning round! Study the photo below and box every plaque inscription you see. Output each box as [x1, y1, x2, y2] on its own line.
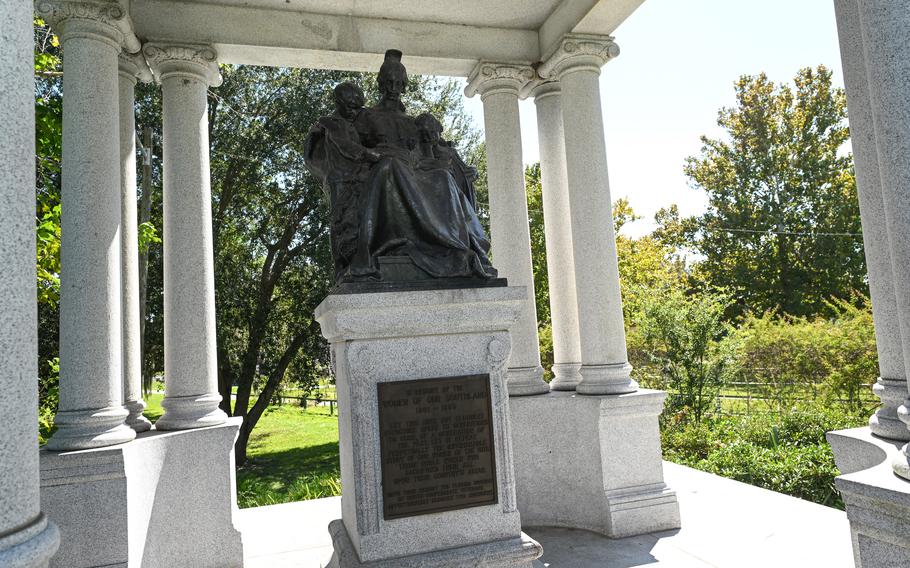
[377, 374, 498, 519]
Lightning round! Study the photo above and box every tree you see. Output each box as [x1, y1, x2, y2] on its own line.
[683, 66, 865, 318]
[34, 18, 63, 440]
[524, 163, 550, 325]
[636, 287, 735, 423]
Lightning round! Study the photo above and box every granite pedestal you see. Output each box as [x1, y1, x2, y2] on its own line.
[315, 287, 543, 567]
[828, 427, 910, 568]
[40, 418, 244, 568]
[510, 390, 680, 538]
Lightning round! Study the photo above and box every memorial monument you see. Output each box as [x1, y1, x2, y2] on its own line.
[311, 50, 543, 567]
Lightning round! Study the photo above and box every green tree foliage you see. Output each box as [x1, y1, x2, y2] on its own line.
[634, 287, 736, 423]
[524, 164, 550, 325]
[34, 19, 63, 439]
[683, 66, 864, 318]
[614, 200, 687, 326]
[730, 297, 877, 414]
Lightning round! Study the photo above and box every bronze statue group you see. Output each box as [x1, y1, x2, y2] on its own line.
[304, 50, 497, 285]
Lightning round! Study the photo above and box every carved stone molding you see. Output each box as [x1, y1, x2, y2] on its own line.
[118, 52, 153, 84]
[143, 43, 222, 87]
[346, 342, 381, 536]
[35, 0, 141, 53]
[487, 335, 517, 514]
[465, 61, 536, 99]
[538, 33, 621, 79]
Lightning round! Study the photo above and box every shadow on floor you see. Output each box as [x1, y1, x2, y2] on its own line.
[528, 527, 686, 568]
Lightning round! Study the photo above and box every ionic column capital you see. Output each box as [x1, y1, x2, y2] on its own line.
[465, 61, 536, 100]
[143, 42, 223, 87]
[118, 52, 153, 85]
[538, 33, 620, 80]
[35, 0, 140, 53]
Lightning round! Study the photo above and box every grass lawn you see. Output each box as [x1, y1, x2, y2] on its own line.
[144, 396, 340, 509]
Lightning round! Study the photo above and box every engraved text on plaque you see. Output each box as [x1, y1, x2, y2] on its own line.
[377, 374, 498, 519]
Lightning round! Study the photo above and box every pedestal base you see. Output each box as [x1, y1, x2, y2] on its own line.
[316, 287, 543, 566]
[326, 520, 541, 568]
[124, 400, 152, 433]
[0, 514, 60, 568]
[548, 363, 582, 391]
[507, 365, 550, 396]
[44, 405, 136, 451]
[40, 418, 244, 568]
[510, 390, 680, 538]
[828, 427, 910, 568]
[868, 378, 910, 441]
[153, 392, 228, 430]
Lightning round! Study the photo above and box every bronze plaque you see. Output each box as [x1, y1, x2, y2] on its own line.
[377, 374, 498, 519]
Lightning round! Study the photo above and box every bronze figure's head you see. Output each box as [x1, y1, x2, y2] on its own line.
[378, 49, 408, 102]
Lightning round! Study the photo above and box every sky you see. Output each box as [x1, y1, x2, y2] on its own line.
[461, 0, 846, 238]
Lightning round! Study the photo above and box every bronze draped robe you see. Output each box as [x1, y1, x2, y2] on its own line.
[348, 104, 496, 280]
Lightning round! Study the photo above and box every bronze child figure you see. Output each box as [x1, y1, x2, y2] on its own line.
[303, 82, 380, 281]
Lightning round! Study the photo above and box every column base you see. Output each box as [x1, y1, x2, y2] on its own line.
[898, 400, 910, 479]
[869, 379, 910, 441]
[327, 519, 542, 568]
[0, 514, 60, 568]
[575, 363, 638, 395]
[507, 365, 550, 396]
[509, 390, 680, 538]
[154, 392, 227, 430]
[827, 427, 910, 567]
[895, 444, 910, 480]
[548, 362, 581, 391]
[124, 400, 152, 433]
[45, 405, 136, 451]
[40, 418, 244, 568]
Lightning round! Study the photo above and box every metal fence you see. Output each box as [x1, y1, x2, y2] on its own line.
[275, 394, 337, 415]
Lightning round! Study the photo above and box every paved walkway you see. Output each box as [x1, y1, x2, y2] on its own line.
[237, 462, 854, 568]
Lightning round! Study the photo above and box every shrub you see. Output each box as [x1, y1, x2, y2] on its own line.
[635, 287, 736, 422]
[730, 297, 878, 414]
[661, 403, 867, 509]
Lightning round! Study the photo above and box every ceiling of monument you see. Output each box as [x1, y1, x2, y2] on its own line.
[128, 0, 645, 76]
[178, 0, 565, 30]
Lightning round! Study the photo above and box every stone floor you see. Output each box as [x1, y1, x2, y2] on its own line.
[237, 462, 854, 568]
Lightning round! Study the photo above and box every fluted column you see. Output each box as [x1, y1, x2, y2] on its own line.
[465, 63, 549, 396]
[538, 34, 636, 395]
[118, 53, 153, 433]
[144, 43, 228, 429]
[834, 0, 909, 441]
[531, 81, 582, 391]
[38, 0, 137, 450]
[856, 0, 910, 479]
[0, 2, 61, 565]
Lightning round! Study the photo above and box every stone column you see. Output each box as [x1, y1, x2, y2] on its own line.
[531, 81, 582, 391]
[465, 63, 549, 396]
[538, 34, 636, 395]
[144, 43, 228, 430]
[856, 0, 910, 479]
[0, 1, 61, 565]
[38, 0, 137, 450]
[118, 53, 153, 433]
[834, 0, 909, 441]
